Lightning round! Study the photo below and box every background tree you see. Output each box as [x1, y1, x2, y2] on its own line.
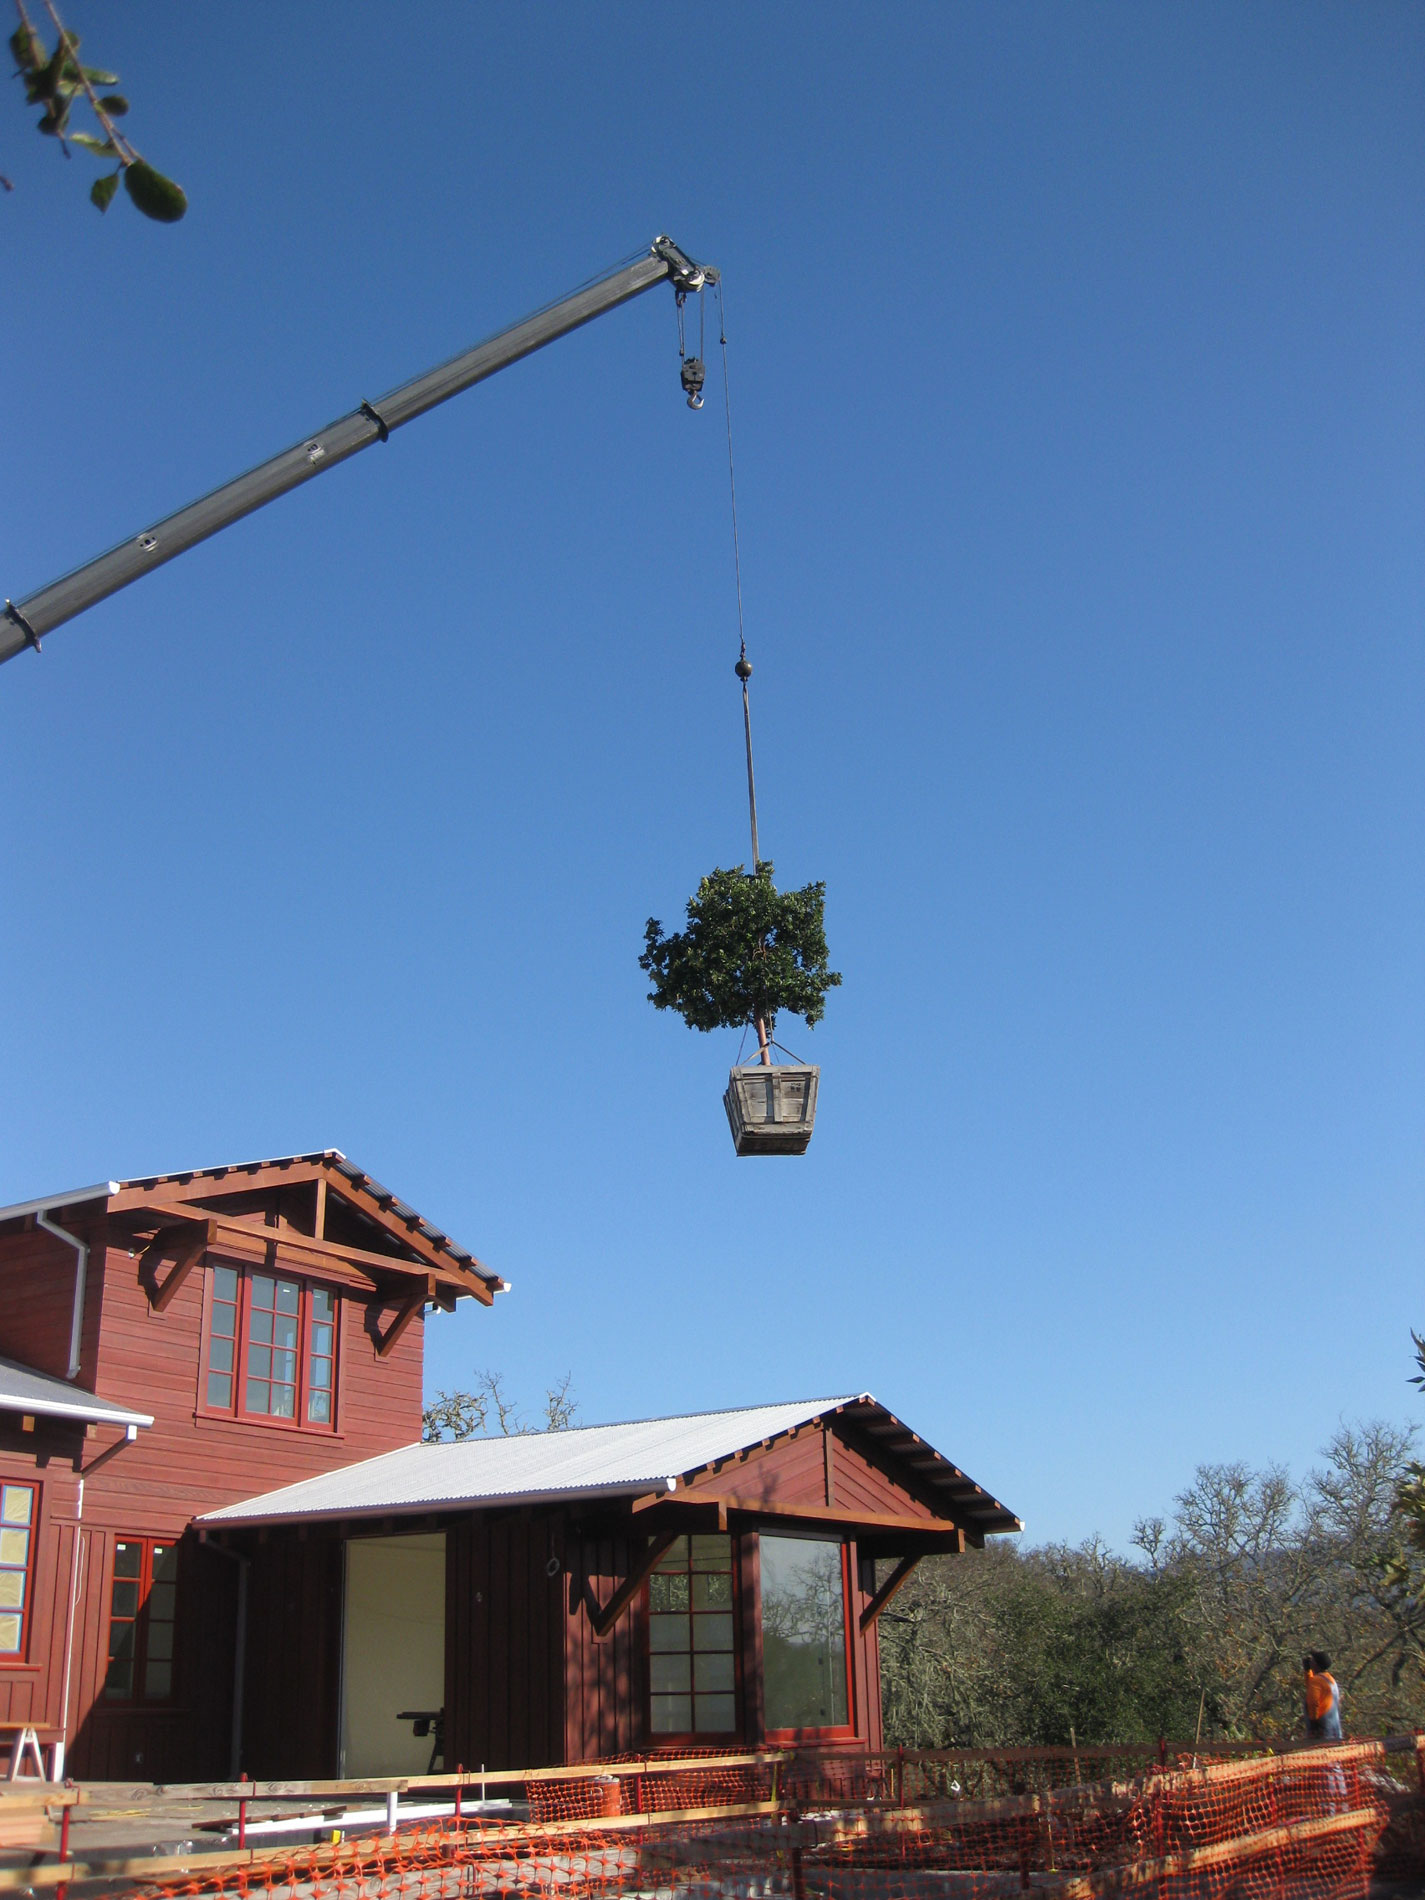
[422, 1370, 577, 1443]
[9, 0, 185, 217]
[879, 1423, 1425, 1746]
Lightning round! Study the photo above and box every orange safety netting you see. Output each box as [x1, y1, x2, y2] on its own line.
[115, 1740, 1419, 1900]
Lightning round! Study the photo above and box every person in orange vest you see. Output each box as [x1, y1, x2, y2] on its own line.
[1303, 1651, 1342, 1742]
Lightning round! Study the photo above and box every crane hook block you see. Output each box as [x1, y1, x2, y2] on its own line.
[680, 356, 706, 410]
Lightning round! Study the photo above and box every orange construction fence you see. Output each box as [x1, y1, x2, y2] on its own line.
[12, 1737, 1425, 1900]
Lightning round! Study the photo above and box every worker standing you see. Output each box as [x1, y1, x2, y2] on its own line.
[1303, 1651, 1343, 1742]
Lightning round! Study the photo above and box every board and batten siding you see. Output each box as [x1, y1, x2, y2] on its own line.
[446, 1510, 565, 1774]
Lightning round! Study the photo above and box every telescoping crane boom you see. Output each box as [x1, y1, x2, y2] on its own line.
[2, 235, 715, 668]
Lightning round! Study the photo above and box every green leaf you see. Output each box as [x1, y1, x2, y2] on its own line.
[9, 24, 46, 71]
[123, 158, 187, 222]
[71, 132, 116, 157]
[81, 67, 119, 86]
[98, 94, 130, 116]
[90, 169, 119, 212]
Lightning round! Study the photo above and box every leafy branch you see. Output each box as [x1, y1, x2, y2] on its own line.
[10, 0, 186, 219]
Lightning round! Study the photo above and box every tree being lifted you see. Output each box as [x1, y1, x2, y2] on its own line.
[639, 290, 841, 1156]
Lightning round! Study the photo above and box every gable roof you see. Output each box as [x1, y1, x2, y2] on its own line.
[0, 1151, 504, 1305]
[199, 1394, 1022, 1537]
[0, 1353, 153, 1429]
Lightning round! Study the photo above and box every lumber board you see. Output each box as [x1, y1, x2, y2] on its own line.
[0, 1800, 782, 1890]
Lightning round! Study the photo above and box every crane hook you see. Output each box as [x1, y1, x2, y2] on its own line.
[680, 356, 706, 409]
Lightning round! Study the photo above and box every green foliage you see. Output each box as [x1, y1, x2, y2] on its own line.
[880, 1424, 1425, 1747]
[640, 861, 841, 1035]
[9, 9, 185, 220]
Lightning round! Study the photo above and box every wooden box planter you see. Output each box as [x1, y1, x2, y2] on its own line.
[723, 1065, 819, 1156]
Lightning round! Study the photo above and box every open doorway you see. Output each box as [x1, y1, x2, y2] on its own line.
[340, 1532, 445, 1775]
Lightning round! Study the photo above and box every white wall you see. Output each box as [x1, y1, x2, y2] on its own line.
[340, 1532, 446, 1776]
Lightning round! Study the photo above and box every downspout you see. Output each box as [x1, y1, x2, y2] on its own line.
[56, 1424, 137, 1780]
[36, 1209, 91, 1380]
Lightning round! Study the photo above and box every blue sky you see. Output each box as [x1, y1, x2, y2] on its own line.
[3, 4, 1421, 1549]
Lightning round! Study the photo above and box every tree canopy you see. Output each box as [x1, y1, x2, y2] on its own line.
[640, 861, 841, 1036]
[880, 1421, 1425, 1746]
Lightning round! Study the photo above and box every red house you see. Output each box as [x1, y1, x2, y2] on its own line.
[0, 1153, 1020, 1783]
[0, 1151, 501, 1779]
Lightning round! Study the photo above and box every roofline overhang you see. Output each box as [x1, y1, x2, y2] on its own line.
[0, 1183, 119, 1224]
[0, 1395, 154, 1428]
[198, 1474, 678, 1530]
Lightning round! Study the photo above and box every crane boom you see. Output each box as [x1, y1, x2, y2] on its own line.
[2, 235, 714, 668]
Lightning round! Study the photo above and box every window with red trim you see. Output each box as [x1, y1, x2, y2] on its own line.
[105, 1538, 177, 1701]
[0, 1483, 37, 1661]
[759, 1533, 855, 1737]
[646, 1533, 740, 1737]
[202, 1262, 339, 1428]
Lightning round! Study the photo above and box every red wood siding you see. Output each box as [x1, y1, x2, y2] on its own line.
[0, 1209, 431, 1780]
[563, 1525, 648, 1764]
[0, 1227, 91, 1382]
[687, 1419, 943, 1523]
[446, 1511, 564, 1773]
[241, 1531, 343, 1778]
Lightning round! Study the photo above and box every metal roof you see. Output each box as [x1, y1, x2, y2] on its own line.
[0, 1355, 153, 1428]
[0, 1150, 501, 1288]
[200, 1395, 1022, 1535]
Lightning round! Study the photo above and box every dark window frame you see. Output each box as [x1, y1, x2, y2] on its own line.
[642, 1531, 744, 1744]
[756, 1529, 858, 1744]
[104, 1536, 179, 1704]
[198, 1258, 340, 1432]
[0, 1481, 39, 1666]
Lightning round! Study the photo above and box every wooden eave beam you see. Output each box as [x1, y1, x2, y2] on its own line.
[589, 1528, 682, 1641]
[119, 1203, 490, 1304]
[859, 1552, 925, 1633]
[636, 1493, 966, 1539]
[110, 1160, 495, 1294]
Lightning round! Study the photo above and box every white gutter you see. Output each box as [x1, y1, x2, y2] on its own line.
[0, 1183, 117, 1383]
[35, 1192, 116, 1380]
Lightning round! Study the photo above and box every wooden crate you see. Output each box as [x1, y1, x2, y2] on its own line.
[723, 1065, 819, 1155]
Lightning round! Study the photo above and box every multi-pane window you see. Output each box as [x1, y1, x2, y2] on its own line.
[760, 1534, 851, 1733]
[203, 1263, 338, 1428]
[648, 1534, 737, 1736]
[105, 1539, 177, 1701]
[0, 1484, 36, 1659]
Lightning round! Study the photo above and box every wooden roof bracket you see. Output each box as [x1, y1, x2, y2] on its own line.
[588, 1527, 682, 1641]
[141, 1218, 217, 1312]
[859, 1548, 930, 1633]
[374, 1289, 424, 1358]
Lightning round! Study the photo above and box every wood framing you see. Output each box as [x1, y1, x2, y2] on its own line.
[859, 1553, 921, 1633]
[588, 1528, 682, 1640]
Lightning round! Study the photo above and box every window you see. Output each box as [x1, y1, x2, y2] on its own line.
[647, 1534, 738, 1736]
[760, 1534, 851, 1733]
[105, 1539, 177, 1701]
[0, 1484, 37, 1659]
[203, 1263, 338, 1427]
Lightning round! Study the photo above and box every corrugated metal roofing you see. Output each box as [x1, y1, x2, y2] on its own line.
[199, 1395, 1022, 1535]
[0, 1150, 501, 1287]
[0, 1354, 153, 1428]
